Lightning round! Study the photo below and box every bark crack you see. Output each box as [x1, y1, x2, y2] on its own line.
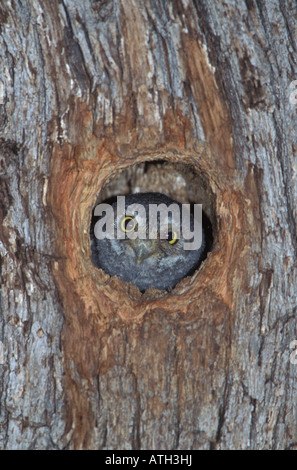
[60, 0, 92, 96]
[212, 370, 232, 449]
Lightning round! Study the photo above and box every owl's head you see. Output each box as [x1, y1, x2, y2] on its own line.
[91, 192, 205, 292]
[115, 193, 186, 263]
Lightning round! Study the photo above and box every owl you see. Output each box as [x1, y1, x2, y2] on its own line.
[90, 192, 205, 292]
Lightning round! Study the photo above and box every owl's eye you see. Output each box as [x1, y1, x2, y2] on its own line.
[167, 231, 178, 245]
[121, 216, 137, 233]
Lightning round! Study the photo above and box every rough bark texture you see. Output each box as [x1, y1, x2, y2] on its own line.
[0, 0, 297, 450]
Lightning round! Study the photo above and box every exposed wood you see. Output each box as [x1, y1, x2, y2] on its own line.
[0, 0, 297, 450]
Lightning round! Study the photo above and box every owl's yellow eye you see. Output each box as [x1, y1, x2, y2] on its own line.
[121, 216, 137, 233]
[167, 231, 178, 245]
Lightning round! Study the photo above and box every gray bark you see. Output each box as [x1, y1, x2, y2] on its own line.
[0, 0, 297, 450]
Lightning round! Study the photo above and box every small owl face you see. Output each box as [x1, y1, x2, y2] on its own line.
[91, 192, 205, 291]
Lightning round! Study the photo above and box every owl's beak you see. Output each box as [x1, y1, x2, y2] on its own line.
[130, 240, 153, 264]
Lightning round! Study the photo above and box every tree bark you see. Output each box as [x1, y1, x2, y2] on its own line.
[0, 0, 297, 450]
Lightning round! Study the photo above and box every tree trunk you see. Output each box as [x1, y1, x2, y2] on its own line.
[1, 0, 297, 450]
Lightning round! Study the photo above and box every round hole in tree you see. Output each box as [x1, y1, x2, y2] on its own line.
[90, 160, 215, 293]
